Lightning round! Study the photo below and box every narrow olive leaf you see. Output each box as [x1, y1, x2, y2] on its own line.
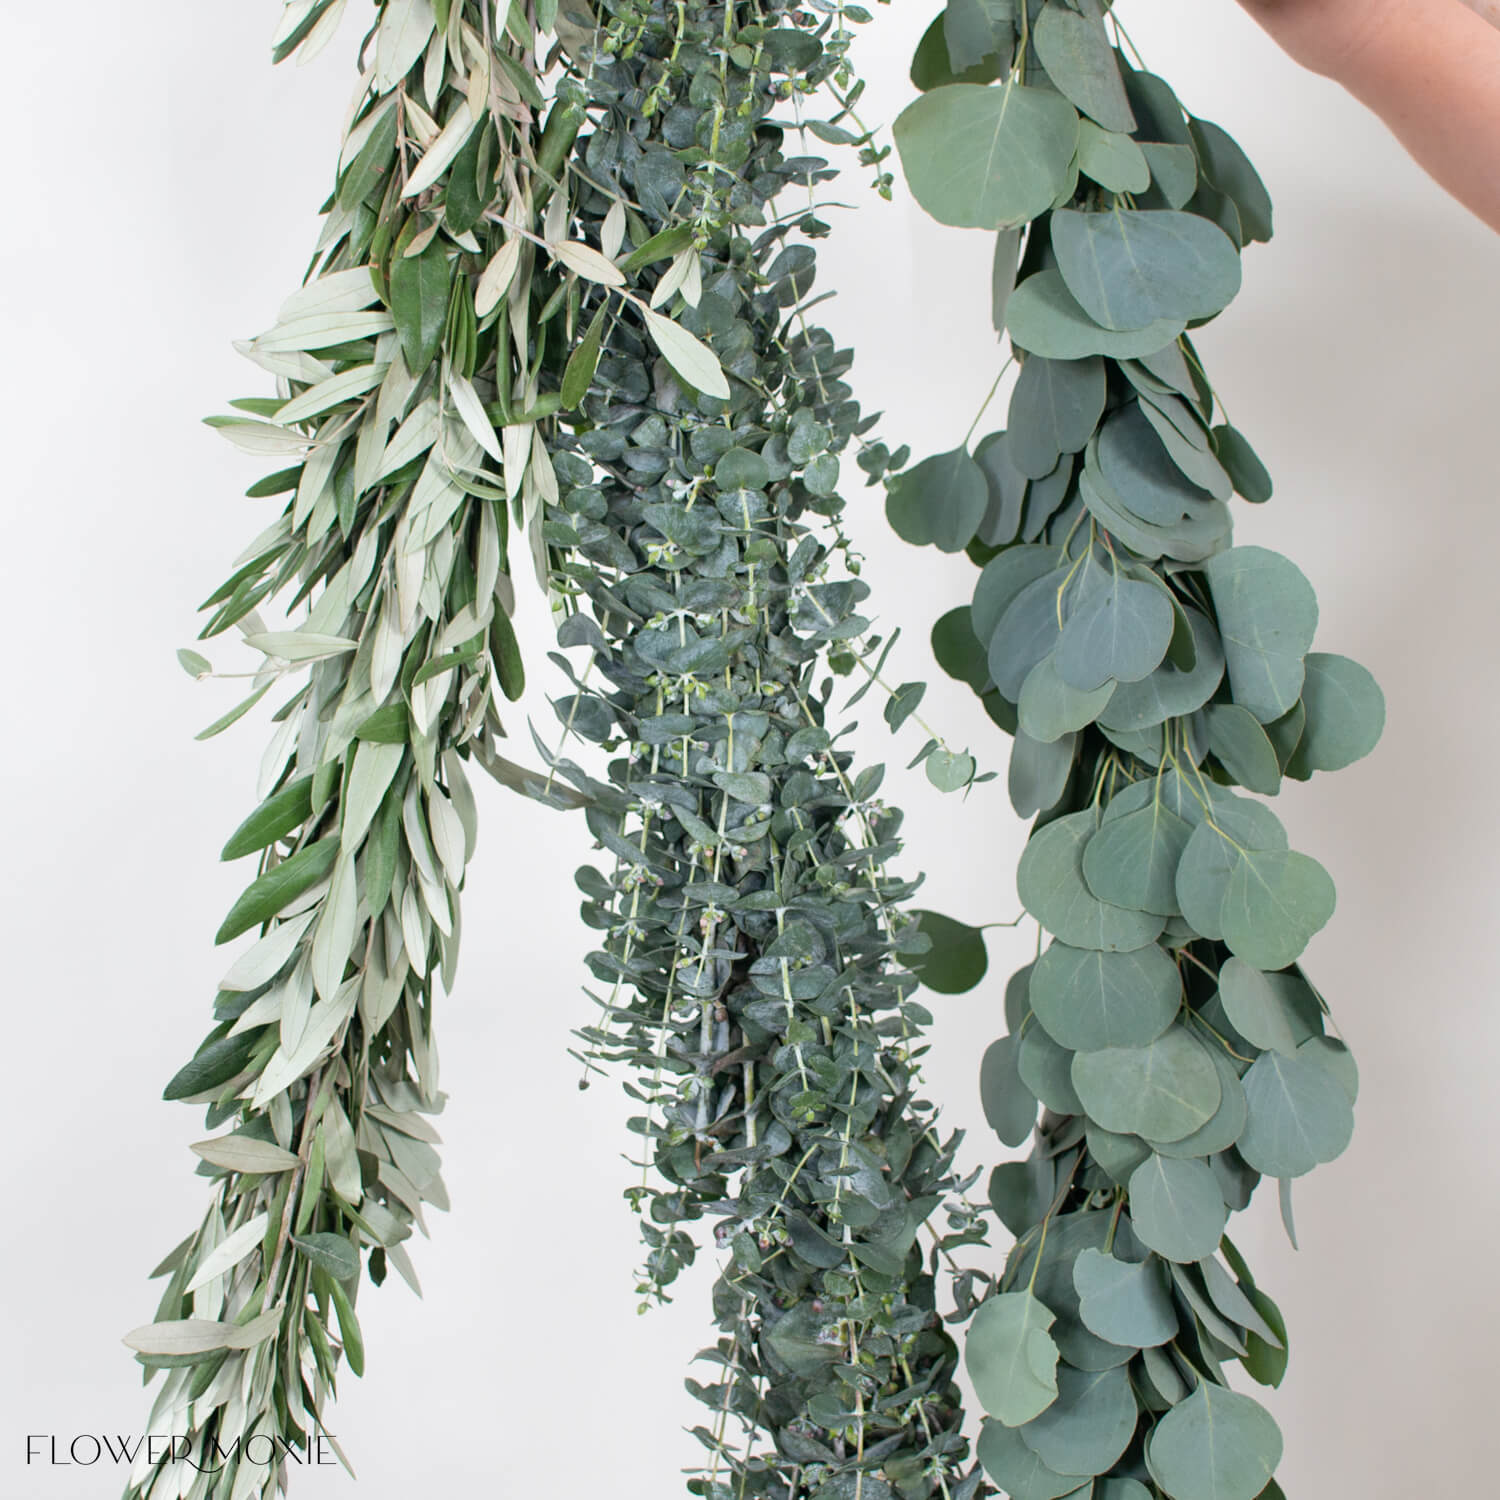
[641, 307, 730, 398]
[475, 238, 522, 317]
[561, 303, 608, 408]
[403, 101, 477, 198]
[183, 1212, 271, 1294]
[189, 1135, 301, 1174]
[221, 775, 314, 860]
[291, 1232, 360, 1282]
[389, 234, 451, 373]
[122, 1319, 248, 1358]
[162, 1032, 262, 1101]
[177, 648, 212, 678]
[552, 239, 628, 287]
[244, 631, 359, 663]
[338, 103, 399, 210]
[215, 837, 339, 944]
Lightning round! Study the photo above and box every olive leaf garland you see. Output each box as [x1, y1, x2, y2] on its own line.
[116, 3, 641, 1495]
[885, 3, 1385, 1498]
[528, 3, 995, 1498]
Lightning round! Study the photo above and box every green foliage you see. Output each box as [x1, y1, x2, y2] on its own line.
[886, 4, 1385, 1496]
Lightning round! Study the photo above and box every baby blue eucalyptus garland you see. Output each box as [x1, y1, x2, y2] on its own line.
[886, 3, 1385, 1498]
[533, 2, 994, 1496]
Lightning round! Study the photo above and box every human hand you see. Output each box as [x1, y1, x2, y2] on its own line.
[1234, 0, 1411, 76]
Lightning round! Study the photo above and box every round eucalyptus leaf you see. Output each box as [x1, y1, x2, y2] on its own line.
[909, 13, 1008, 90]
[895, 83, 1080, 230]
[1008, 269, 1186, 360]
[1056, 574, 1175, 691]
[1019, 1362, 1138, 1478]
[1128, 1155, 1228, 1263]
[1020, 656, 1116, 743]
[1190, 116, 1274, 243]
[1051, 209, 1242, 332]
[1218, 957, 1302, 1056]
[1212, 423, 1273, 503]
[1077, 119, 1151, 194]
[972, 543, 1061, 640]
[1072, 1025, 1221, 1142]
[1151, 1041, 1247, 1159]
[975, 429, 1030, 545]
[990, 571, 1068, 701]
[1098, 1483, 1152, 1500]
[1078, 459, 1231, 566]
[1098, 607, 1225, 732]
[1024, 452, 1078, 539]
[1010, 728, 1077, 820]
[990, 1157, 1052, 1239]
[1095, 403, 1220, 527]
[1137, 398, 1233, 501]
[1219, 848, 1336, 972]
[1142, 141, 1199, 208]
[978, 1417, 1091, 1500]
[905, 909, 989, 994]
[1146, 1383, 1283, 1500]
[981, 1034, 1040, 1147]
[1205, 704, 1281, 796]
[1009, 355, 1109, 480]
[1286, 652, 1385, 776]
[1073, 1248, 1178, 1349]
[932, 607, 991, 694]
[966, 1292, 1062, 1428]
[1018, 811, 1167, 953]
[1030, 941, 1182, 1051]
[1086, 1121, 1151, 1186]
[1203, 547, 1319, 724]
[1237, 1050, 1354, 1178]
[1010, 1210, 1137, 1371]
[1174, 796, 1288, 943]
[886, 447, 989, 553]
[1298, 1035, 1358, 1103]
[1032, 3, 1136, 132]
[1082, 800, 1193, 916]
[1007, 961, 1035, 1033]
[1019, 1023, 1084, 1115]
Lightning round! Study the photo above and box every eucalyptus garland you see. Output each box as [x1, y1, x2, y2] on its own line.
[525, 4, 996, 1498]
[883, 4, 1385, 1498]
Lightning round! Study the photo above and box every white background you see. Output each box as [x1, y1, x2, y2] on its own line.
[3, 2, 1497, 1496]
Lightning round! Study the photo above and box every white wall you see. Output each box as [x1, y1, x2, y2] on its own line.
[2, 3, 1494, 1495]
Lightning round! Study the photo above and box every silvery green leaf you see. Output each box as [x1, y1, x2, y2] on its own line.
[252, 309, 394, 352]
[277, 266, 379, 323]
[274, 362, 386, 426]
[244, 631, 359, 664]
[184, 1213, 271, 1295]
[375, 0, 436, 92]
[189, 1136, 300, 1175]
[218, 910, 316, 993]
[311, 850, 358, 1001]
[404, 100, 477, 198]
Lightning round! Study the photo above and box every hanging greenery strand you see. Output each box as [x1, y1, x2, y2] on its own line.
[526, 3, 994, 1497]
[887, 4, 1384, 1498]
[116, 3, 603, 1494]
